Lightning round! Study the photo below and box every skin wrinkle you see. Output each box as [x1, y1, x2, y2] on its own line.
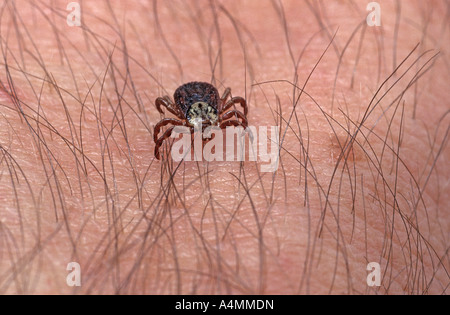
[0, 0, 448, 294]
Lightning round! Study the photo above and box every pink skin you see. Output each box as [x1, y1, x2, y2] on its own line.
[0, 1, 448, 294]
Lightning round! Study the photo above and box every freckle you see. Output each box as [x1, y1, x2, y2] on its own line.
[329, 134, 364, 163]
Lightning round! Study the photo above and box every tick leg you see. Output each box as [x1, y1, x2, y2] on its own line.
[219, 119, 248, 130]
[153, 118, 184, 143]
[220, 110, 248, 127]
[154, 125, 195, 160]
[155, 96, 183, 118]
[219, 119, 254, 143]
[221, 96, 248, 116]
[154, 126, 177, 160]
[221, 87, 232, 102]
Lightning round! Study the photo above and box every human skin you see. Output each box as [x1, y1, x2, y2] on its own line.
[0, 0, 448, 294]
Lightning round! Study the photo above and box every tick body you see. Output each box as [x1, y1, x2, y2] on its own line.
[153, 81, 248, 159]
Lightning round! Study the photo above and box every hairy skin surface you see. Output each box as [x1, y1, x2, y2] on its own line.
[0, 0, 448, 294]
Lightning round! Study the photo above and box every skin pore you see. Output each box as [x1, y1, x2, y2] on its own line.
[0, 0, 448, 294]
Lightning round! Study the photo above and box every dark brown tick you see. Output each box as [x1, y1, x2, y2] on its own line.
[153, 81, 248, 159]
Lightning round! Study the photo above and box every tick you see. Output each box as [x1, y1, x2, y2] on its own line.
[153, 81, 248, 159]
